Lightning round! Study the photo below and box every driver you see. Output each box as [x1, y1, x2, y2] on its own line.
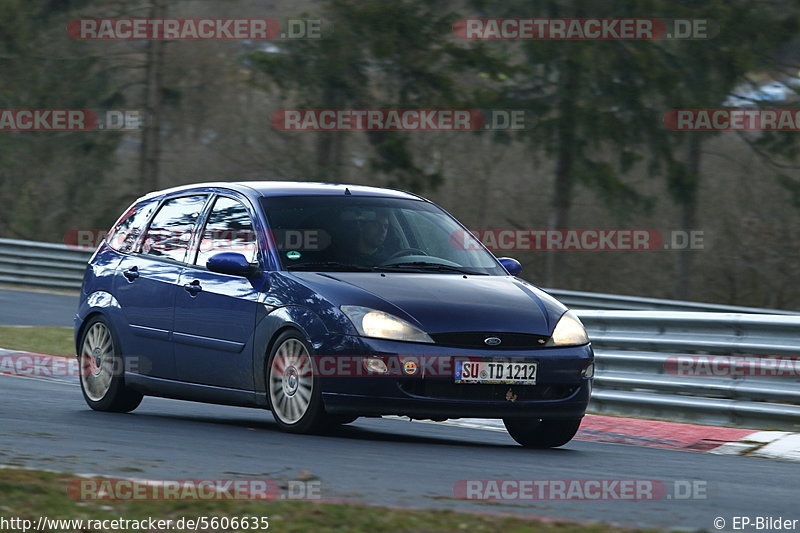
[353, 212, 390, 264]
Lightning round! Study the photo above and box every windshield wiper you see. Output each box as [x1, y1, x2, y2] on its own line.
[377, 262, 488, 276]
[286, 261, 376, 272]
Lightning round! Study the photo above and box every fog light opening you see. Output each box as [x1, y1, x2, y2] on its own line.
[582, 363, 595, 379]
[363, 357, 388, 374]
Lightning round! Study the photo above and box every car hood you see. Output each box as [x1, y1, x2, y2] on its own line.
[288, 272, 566, 335]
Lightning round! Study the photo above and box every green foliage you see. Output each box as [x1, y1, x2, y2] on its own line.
[463, 0, 800, 218]
[647, 0, 800, 205]
[0, 0, 123, 240]
[249, 0, 479, 192]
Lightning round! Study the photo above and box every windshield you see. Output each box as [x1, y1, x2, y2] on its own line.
[261, 195, 507, 275]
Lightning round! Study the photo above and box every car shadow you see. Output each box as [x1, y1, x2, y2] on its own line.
[79, 408, 578, 453]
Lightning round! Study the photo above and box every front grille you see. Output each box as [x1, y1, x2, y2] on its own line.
[429, 332, 549, 349]
[399, 381, 577, 402]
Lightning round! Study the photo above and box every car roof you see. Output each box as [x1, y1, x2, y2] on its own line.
[139, 181, 425, 202]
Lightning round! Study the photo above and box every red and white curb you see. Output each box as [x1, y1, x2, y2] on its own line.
[0, 348, 79, 384]
[397, 415, 800, 461]
[4, 349, 800, 461]
[710, 431, 800, 461]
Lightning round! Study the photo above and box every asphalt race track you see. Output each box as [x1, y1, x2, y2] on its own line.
[0, 288, 77, 327]
[1, 288, 799, 530]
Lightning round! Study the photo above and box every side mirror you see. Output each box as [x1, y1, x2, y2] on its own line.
[498, 257, 522, 276]
[207, 252, 254, 277]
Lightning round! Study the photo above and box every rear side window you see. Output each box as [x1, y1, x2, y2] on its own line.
[140, 195, 208, 262]
[106, 199, 158, 253]
[194, 196, 258, 267]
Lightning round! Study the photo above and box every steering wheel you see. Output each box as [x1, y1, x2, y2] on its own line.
[382, 248, 429, 262]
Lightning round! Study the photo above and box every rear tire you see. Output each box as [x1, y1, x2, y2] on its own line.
[78, 316, 143, 413]
[503, 417, 582, 448]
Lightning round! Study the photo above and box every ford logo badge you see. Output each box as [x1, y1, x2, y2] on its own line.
[484, 337, 502, 346]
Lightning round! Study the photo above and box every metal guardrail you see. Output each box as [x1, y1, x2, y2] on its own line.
[1, 238, 799, 430]
[547, 288, 799, 315]
[0, 238, 92, 290]
[577, 310, 800, 431]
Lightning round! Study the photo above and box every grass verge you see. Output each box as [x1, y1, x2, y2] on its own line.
[0, 468, 657, 533]
[0, 326, 73, 356]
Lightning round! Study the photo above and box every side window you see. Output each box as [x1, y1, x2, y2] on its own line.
[106, 199, 158, 253]
[140, 195, 208, 262]
[194, 196, 258, 267]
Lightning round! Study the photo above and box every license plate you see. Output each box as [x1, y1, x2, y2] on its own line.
[454, 360, 538, 385]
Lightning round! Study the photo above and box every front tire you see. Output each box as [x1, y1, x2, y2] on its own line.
[78, 316, 142, 413]
[503, 417, 582, 448]
[266, 330, 331, 433]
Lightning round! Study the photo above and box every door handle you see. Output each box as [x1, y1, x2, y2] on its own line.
[183, 280, 202, 296]
[123, 266, 139, 281]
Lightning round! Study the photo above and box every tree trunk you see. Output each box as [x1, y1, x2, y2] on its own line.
[140, 0, 166, 191]
[673, 135, 701, 300]
[314, 75, 344, 179]
[544, 58, 580, 287]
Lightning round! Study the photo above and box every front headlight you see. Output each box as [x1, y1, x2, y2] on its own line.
[341, 305, 434, 343]
[547, 310, 589, 346]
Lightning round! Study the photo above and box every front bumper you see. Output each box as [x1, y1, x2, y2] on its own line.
[316, 335, 593, 419]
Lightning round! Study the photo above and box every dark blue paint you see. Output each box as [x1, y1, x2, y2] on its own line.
[498, 257, 523, 276]
[206, 252, 252, 276]
[76, 181, 592, 420]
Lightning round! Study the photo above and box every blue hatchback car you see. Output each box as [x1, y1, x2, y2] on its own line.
[75, 182, 593, 448]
